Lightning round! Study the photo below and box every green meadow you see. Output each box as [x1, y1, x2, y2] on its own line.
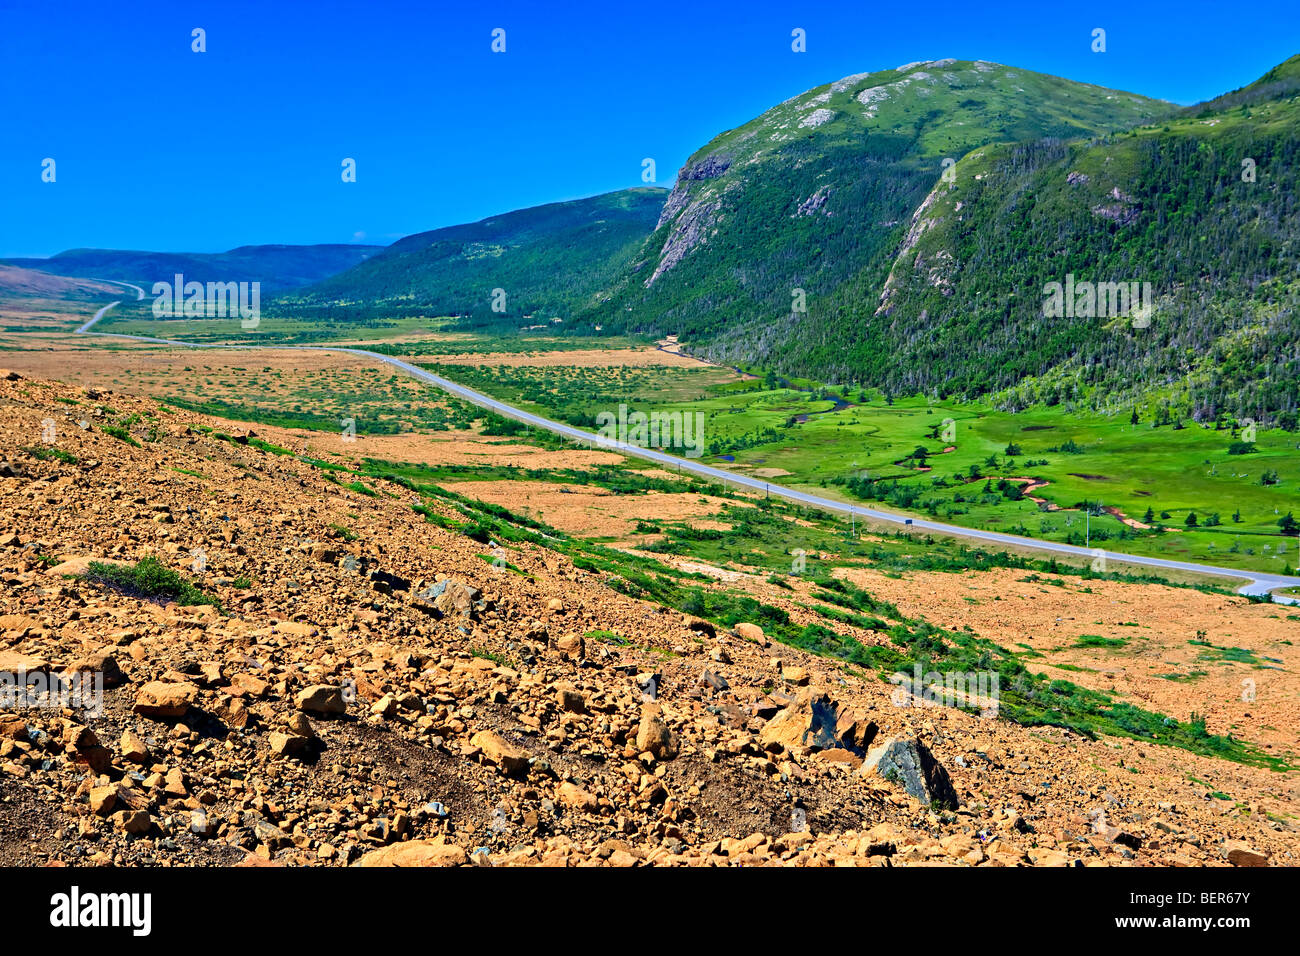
[90, 307, 450, 344]
[428, 362, 1300, 577]
[78, 301, 1300, 578]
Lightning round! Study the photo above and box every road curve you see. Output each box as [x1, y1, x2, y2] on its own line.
[91, 278, 147, 301]
[74, 303, 1300, 604]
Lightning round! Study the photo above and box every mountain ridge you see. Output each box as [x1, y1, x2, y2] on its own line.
[282, 187, 667, 325]
[2, 243, 384, 293]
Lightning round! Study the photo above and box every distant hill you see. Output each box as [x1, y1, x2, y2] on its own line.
[0, 264, 126, 300]
[282, 188, 667, 326]
[2, 244, 384, 293]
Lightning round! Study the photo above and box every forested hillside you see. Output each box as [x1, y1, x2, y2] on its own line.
[269, 57, 1299, 425]
[853, 54, 1300, 426]
[283, 188, 666, 326]
[578, 60, 1171, 357]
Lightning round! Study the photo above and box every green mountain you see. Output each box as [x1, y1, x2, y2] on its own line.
[283, 188, 667, 327]
[853, 54, 1300, 426]
[580, 59, 1171, 354]
[3, 244, 384, 292]
[265, 56, 1298, 426]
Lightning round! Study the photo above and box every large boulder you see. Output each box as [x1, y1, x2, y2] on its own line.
[356, 840, 468, 867]
[635, 705, 678, 760]
[63, 649, 125, 688]
[858, 737, 959, 809]
[470, 730, 529, 775]
[760, 692, 865, 754]
[418, 579, 481, 619]
[1222, 841, 1269, 867]
[295, 685, 346, 716]
[133, 680, 197, 719]
[835, 710, 879, 752]
[0, 650, 49, 674]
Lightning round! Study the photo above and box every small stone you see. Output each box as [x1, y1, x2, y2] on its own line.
[556, 688, 586, 713]
[0, 717, 29, 742]
[269, 732, 309, 758]
[783, 666, 810, 686]
[686, 617, 716, 638]
[254, 819, 292, 849]
[552, 633, 584, 661]
[229, 673, 270, 698]
[700, 669, 730, 692]
[558, 781, 600, 813]
[190, 810, 215, 837]
[285, 712, 315, 737]
[89, 785, 118, 816]
[164, 768, 187, 797]
[114, 810, 152, 835]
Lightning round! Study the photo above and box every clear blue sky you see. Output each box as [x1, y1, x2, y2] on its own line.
[1, 0, 1296, 257]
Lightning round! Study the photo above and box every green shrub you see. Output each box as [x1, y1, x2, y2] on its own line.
[83, 556, 221, 609]
[101, 424, 139, 446]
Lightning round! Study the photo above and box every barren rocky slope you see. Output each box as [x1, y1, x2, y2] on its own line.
[0, 370, 1291, 867]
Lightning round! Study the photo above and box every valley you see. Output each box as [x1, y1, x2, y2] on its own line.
[3, 33, 1297, 881]
[413, 349, 1300, 579]
[41, 301, 1296, 582]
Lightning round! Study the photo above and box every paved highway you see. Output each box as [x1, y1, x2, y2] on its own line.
[74, 302, 1300, 604]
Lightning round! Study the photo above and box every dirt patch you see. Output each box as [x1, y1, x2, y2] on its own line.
[663, 754, 875, 840]
[1105, 505, 1151, 530]
[442, 480, 745, 537]
[304, 431, 626, 471]
[402, 347, 713, 369]
[834, 566, 1300, 755]
[0, 777, 67, 866]
[969, 475, 1055, 508]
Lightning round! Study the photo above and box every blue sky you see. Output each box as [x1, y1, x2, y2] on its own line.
[1, 0, 1296, 257]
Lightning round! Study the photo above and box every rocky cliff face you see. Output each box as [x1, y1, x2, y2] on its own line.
[600, 60, 1169, 376]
